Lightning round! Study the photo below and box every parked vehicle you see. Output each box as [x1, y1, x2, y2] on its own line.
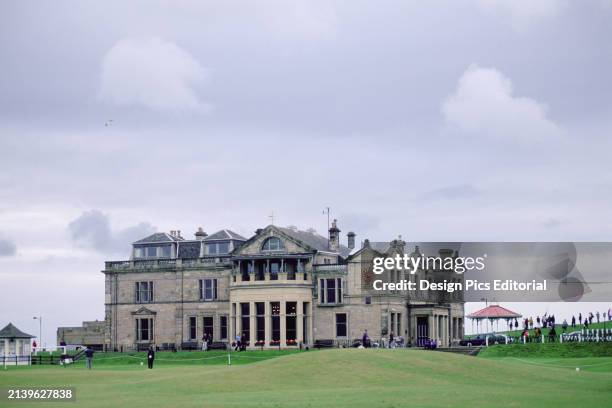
[459, 336, 485, 346]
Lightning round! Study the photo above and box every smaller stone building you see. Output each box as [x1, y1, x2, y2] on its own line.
[56, 320, 106, 350]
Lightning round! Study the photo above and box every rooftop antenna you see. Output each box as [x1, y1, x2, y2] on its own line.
[323, 207, 330, 249]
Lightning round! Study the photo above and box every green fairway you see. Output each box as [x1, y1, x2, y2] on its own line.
[479, 342, 612, 358]
[2, 349, 612, 408]
[64, 350, 302, 367]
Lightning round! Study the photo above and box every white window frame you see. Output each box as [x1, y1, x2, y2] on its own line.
[200, 278, 218, 301]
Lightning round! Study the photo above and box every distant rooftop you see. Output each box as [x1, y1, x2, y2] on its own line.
[203, 229, 247, 241]
[467, 305, 522, 319]
[277, 226, 351, 258]
[133, 232, 184, 244]
[134, 229, 246, 245]
[0, 322, 35, 339]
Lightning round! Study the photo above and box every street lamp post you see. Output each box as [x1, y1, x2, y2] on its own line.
[33, 316, 42, 350]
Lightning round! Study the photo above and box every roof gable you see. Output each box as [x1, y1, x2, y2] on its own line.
[134, 232, 183, 244]
[203, 229, 247, 241]
[233, 225, 314, 255]
[131, 307, 157, 316]
[0, 322, 35, 338]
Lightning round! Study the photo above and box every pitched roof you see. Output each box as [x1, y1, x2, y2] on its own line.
[133, 232, 184, 244]
[277, 226, 351, 257]
[467, 305, 522, 319]
[0, 323, 35, 338]
[203, 229, 247, 241]
[369, 241, 391, 253]
[177, 241, 201, 258]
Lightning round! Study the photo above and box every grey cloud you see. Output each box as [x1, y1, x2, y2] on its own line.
[0, 238, 17, 256]
[68, 210, 156, 255]
[421, 184, 482, 201]
[542, 218, 565, 229]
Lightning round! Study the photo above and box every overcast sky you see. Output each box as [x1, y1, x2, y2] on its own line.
[1, 1, 611, 344]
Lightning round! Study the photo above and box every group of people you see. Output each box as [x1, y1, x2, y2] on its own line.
[201, 332, 212, 351]
[569, 310, 609, 328]
[508, 308, 611, 333]
[233, 332, 248, 351]
[515, 308, 611, 343]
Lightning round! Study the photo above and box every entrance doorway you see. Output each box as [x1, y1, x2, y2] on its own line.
[417, 316, 429, 346]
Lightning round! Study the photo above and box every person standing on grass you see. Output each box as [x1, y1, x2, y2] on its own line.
[85, 346, 94, 370]
[234, 333, 241, 351]
[572, 316, 576, 328]
[241, 332, 247, 351]
[549, 326, 557, 342]
[579, 313, 582, 325]
[562, 319, 568, 332]
[202, 332, 209, 351]
[362, 329, 370, 348]
[147, 346, 155, 369]
[584, 318, 589, 329]
[596, 311, 600, 323]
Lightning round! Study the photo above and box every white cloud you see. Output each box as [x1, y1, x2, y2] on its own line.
[442, 64, 560, 142]
[475, 0, 566, 31]
[99, 37, 210, 112]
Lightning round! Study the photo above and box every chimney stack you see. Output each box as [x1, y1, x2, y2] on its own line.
[195, 227, 208, 241]
[329, 219, 340, 252]
[347, 231, 356, 250]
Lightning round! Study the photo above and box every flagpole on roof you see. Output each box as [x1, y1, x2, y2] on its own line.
[323, 207, 330, 249]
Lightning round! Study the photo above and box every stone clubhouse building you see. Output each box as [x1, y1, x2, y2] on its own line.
[58, 221, 465, 350]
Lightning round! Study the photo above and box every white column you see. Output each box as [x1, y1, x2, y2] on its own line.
[308, 302, 313, 345]
[297, 301, 304, 344]
[280, 301, 287, 346]
[236, 303, 242, 340]
[249, 301, 256, 348]
[265, 302, 271, 346]
[429, 315, 435, 340]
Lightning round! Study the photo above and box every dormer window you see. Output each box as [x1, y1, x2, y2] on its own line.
[134, 245, 171, 259]
[206, 241, 230, 255]
[262, 237, 284, 252]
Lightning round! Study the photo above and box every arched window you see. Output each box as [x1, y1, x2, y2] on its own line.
[261, 237, 284, 251]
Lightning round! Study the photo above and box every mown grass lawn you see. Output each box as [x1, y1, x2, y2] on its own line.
[2, 349, 612, 408]
[478, 341, 612, 358]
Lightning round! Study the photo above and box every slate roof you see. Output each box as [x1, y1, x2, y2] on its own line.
[277, 226, 351, 258]
[133, 232, 184, 244]
[177, 241, 201, 258]
[203, 229, 247, 241]
[0, 323, 35, 339]
[369, 241, 391, 253]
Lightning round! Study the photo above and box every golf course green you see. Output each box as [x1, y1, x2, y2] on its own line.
[1, 348, 611, 407]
